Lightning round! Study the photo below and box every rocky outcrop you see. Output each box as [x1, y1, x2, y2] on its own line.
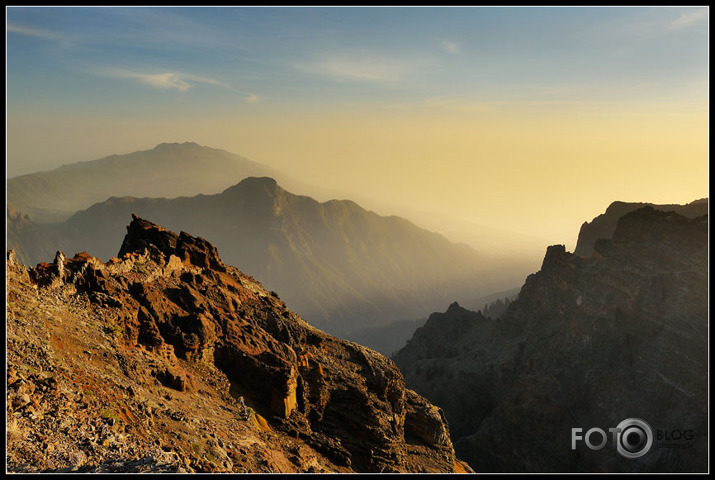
[574, 198, 707, 257]
[395, 207, 708, 472]
[7, 215, 470, 473]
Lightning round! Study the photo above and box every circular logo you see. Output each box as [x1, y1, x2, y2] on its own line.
[616, 418, 653, 459]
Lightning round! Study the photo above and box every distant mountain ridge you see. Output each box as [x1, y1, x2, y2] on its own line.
[8, 177, 517, 337]
[574, 198, 708, 257]
[7, 142, 278, 223]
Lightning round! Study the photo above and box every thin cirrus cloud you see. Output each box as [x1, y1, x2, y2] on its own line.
[440, 39, 461, 55]
[7, 22, 75, 46]
[8, 23, 60, 39]
[296, 57, 409, 83]
[667, 9, 708, 30]
[244, 94, 263, 104]
[100, 68, 231, 92]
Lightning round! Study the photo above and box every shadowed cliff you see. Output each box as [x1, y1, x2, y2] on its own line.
[395, 206, 708, 472]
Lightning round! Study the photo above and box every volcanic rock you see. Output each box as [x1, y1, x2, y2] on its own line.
[395, 207, 708, 472]
[6, 215, 471, 473]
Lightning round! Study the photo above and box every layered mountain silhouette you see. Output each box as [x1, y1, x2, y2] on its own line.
[7, 142, 278, 223]
[345, 287, 520, 357]
[7, 206, 60, 271]
[574, 198, 708, 257]
[394, 205, 708, 472]
[7, 177, 519, 337]
[7, 216, 472, 472]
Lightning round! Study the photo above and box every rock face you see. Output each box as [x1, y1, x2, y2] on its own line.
[394, 207, 708, 472]
[7, 215, 469, 473]
[574, 198, 708, 257]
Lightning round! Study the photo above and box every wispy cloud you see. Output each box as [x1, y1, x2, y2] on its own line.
[7, 23, 75, 46]
[8, 23, 58, 39]
[99, 69, 230, 92]
[130, 72, 191, 91]
[440, 39, 461, 55]
[296, 56, 410, 84]
[244, 93, 263, 104]
[87, 8, 250, 54]
[667, 9, 708, 30]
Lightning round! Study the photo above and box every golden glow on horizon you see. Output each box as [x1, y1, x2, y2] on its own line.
[7, 101, 708, 249]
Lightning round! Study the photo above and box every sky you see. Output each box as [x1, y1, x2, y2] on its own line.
[5, 6, 709, 249]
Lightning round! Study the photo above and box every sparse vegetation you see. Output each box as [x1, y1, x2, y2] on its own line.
[7, 418, 24, 443]
[105, 323, 123, 338]
[135, 262, 150, 275]
[253, 413, 271, 432]
[100, 409, 119, 422]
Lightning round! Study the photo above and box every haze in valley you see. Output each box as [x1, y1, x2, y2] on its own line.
[7, 6, 708, 252]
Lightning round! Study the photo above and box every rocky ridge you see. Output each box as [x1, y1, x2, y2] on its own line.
[574, 198, 707, 257]
[394, 206, 708, 472]
[6, 215, 471, 473]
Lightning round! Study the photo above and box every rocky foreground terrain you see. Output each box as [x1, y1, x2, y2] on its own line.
[395, 206, 708, 472]
[6, 215, 471, 473]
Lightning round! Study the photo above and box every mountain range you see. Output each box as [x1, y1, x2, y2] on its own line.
[7, 142, 278, 224]
[7, 142, 533, 338]
[7, 175, 521, 337]
[393, 204, 708, 472]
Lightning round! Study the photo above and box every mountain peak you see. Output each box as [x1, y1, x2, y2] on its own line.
[221, 176, 282, 199]
[238, 176, 279, 188]
[7, 143, 277, 223]
[153, 141, 202, 150]
[446, 301, 464, 314]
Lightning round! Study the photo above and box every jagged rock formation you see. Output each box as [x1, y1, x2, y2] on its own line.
[394, 207, 708, 472]
[481, 296, 513, 319]
[6, 215, 471, 473]
[7, 177, 517, 337]
[574, 198, 708, 257]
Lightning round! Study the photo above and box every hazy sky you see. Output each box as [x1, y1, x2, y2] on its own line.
[6, 6, 709, 247]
